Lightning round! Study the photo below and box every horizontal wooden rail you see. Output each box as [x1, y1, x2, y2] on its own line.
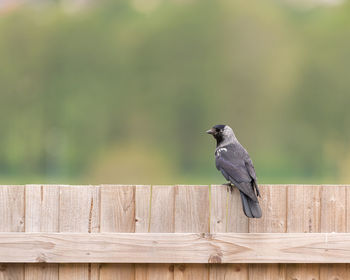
[0, 233, 349, 263]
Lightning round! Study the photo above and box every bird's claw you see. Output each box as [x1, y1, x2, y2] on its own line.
[223, 183, 235, 193]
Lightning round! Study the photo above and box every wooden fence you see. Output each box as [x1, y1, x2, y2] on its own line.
[0, 184, 349, 279]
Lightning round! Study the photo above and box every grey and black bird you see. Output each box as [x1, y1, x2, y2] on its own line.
[207, 124, 262, 218]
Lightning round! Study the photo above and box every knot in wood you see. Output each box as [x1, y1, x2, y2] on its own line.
[168, 264, 174, 272]
[200, 233, 212, 239]
[178, 264, 186, 271]
[208, 254, 222, 263]
[36, 253, 47, 263]
[0, 264, 6, 271]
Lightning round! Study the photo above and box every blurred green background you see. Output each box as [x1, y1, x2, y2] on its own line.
[1, 0, 349, 185]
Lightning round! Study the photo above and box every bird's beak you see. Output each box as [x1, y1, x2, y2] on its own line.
[206, 128, 214, 135]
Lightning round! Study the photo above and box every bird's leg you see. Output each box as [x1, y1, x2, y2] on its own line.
[223, 182, 235, 193]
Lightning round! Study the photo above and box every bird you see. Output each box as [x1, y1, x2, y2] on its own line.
[206, 124, 262, 218]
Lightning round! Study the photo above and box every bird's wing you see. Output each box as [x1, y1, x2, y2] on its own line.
[245, 157, 261, 197]
[216, 152, 258, 201]
[245, 157, 256, 180]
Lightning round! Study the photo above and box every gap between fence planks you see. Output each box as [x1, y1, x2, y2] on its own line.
[0, 232, 350, 263]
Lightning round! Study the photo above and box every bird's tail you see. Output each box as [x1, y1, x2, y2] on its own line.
[240, 191, 262, 218]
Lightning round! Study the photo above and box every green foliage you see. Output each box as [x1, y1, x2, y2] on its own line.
[0, 0, 349, 184]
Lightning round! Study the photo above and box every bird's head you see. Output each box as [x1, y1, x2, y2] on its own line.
[206, 124, 235, 146]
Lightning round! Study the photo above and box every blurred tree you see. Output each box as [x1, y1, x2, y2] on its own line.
[0, 0, 349, 183]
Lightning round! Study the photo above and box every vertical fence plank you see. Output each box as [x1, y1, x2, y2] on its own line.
[286, 185, 320, 280]
[174, 185, 209, 280]
[149, 185, 175, 233]
[25, 185, 59, 280]
[25, 185, 60, 232]
[100, 185, 135, 233]
[347, 186, 350, 233]
[226, 186, 249, 279]
[59, 185, 100, 280]
[0, 186, 25, 231]
[320, 185, 348, 280]
[174, 185, 209, 233]
[287, 185, 321, 233]
[24, 264, 58, 280]
[100, 185, 135, 280]
[134, 185, 152, 280]
[227, 187, 249, 233]
[136, 185, 175, 280]
[148, 185, 175, 280]
[135, 185, 175, 280]
[286, 265, 320, 280]
[320, 185, 346, 233]
[0, 185, 25, 280]
[209, 185, 248, 280]
[249, 185, 287, 233]
[249, 185, 287, 280]
[135, 185, 151, 233]
[249, 265, 286, 280]
[210, 185, 228, 233]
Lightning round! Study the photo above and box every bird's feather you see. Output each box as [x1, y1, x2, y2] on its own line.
[240, 191, 262, 218]
[215, 143, 259, 202]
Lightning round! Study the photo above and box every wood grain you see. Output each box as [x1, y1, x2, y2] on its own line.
[347, 186, 350, 233]
[320, 264, 349, 280]
[0, 184, 350, 279]
[249, 185, 287, 233]
[210, 185, 248, 280]
[0, 232, 350, 263]
[320, 185, 346, 233]
[0, 186, 25, 231]
[174, 185, 209, 280]
[286, 264, 320, 280]
[286, 185, 321, 280]
[100, 185, 135, 280]
[25, 185, 59, 280]
[249, 185, 287, 280]
[227, 186, 249, 233]
[210, 185, 228, 233]
[25, 185, 60, 232]
[58, 185, 100, 280]
[174, 185, 210, 233]
[0, 185, 24, 280]
[149, 185, 175, 233]
[249, 264, 286, 280]
[320, 185, 348, 280]
[287, 185, 321, 233]
[143, 185, 176, 280]
[100, 185, 135, 233]
[135, 185, 151, 233]
[134, 185, 155, 280]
